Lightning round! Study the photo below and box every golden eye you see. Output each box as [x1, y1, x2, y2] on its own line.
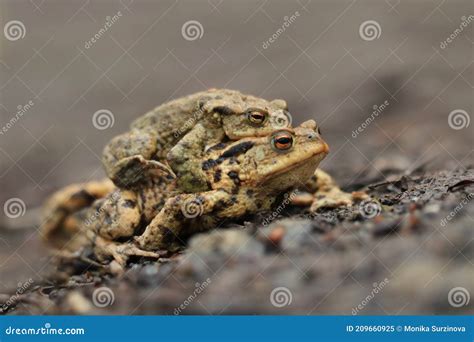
[271, 131, 294, 151]
[246, 108, 268, 126]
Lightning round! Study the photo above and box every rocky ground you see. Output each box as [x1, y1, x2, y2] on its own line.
[1, 0, 473, 315]
[1, 167, 473, 315]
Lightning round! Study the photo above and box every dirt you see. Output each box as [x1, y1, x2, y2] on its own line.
[1, 168, 473, 315]
[1, 0, 473, 315]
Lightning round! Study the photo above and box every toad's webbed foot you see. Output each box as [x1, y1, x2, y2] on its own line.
[93, 236, 161, 268]
[102, 129, 173, 188]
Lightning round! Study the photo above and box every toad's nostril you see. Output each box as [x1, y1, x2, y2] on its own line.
[307, 132, 317, 140]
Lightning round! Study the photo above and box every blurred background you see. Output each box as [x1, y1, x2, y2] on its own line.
[0, 0, 472, 313]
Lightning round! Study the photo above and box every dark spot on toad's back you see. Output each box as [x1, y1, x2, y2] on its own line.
[228, 171, 240, 185]
[207, 142, 226, 152]
[202, 159, 217, 171]
[221, 141, 254, 159]
[70, 190, 97, 203]
[214, 169, 222, 182]
[213, 106, 235, 116]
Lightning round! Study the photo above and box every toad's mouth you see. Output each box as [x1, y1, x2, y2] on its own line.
[256, 144, 329, 185]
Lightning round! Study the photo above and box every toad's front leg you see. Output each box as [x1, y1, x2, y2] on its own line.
[292, 169, 368, 211]
[136, 190, 230, 251]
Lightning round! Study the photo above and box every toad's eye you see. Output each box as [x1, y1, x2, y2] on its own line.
[271, 131, 294, 152]
[246, 108, 268, 126]
[317, 127, 321, 135]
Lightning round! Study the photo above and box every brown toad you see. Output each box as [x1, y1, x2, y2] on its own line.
[102, 89, 291, 193]
[42, 121, 334, 265]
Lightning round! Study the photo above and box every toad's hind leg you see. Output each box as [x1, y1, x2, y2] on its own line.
[51, 188, 159, 267]
[85, 181, 170, 266]
[90, 189, 142, 240]
[136, 190, 229, 251]
[41, 179, 115, 246]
